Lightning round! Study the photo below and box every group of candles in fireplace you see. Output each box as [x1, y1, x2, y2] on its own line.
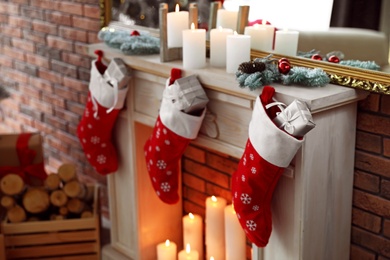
[167, 5, 299, 72]
[157, 196, 245, 260]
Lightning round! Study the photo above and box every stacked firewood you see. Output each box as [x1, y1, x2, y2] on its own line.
[0, 164, 95, 223]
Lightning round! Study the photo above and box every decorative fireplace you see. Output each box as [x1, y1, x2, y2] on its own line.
[88, 43, 368, 260]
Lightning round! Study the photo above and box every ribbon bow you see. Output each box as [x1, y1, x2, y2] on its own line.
[275, 109, 301, 135]
[0, 133, 47, 184]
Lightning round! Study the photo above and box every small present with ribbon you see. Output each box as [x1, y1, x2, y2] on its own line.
[266, 99, 315, 137]
[104, 58, 132, 90]
[167, 74, 209, 114]
[0, 133, 47, 186]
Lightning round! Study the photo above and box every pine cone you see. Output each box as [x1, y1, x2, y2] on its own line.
[238, 61, 266, 74]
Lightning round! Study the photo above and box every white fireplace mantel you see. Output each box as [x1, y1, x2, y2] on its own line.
[88, 43, 368, 260]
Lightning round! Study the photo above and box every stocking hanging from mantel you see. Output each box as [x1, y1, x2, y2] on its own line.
[144, 68, 209, 204]
[232, 85, 315, 247]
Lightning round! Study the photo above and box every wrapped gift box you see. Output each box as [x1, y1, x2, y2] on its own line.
[104, 58, 132, 89]
[272, 99, 316, 137]
[0, 133, 47, 186]
[171, 74, 209, 114]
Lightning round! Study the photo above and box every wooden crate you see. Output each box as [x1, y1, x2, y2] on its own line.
[1, 185, 101, 260]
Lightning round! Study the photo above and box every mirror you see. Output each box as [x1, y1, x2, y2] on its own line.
[99, 0, 390, 95]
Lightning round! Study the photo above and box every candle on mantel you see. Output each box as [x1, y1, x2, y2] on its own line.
[244, 21, 275, 52]
[224, 204, 246, 260]
[274, 28, 300, 56]
[205, 195, 227, 260]
[178, 243, 199, 260]
[157, 239, 177, 260]
[182, 23, 206, 69]
[210, 26, 234, 67]
[226, 32, 251, 74]
[183, 213, 203, 259]
[167, 4, 189, 48]
[216, 9, 238, 31]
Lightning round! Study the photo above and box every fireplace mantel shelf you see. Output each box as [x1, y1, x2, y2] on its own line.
[88, 43, 368, 260]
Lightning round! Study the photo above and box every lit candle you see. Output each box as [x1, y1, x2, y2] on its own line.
[182, 23, 206, 69]
[216, 9, 238, 31]
[210, 27, 234, 68]
[244, 22, 275, 52]
[178, 243, 199, 260]
[205, 196, 227, 260]
[167, 4, 189, 48]
[274, 28, 300, 56]
[157, 239, 177, 260]
[183, 213, 203, 259]
[224, 204, 246, 260]
[226, 32, 251, 74]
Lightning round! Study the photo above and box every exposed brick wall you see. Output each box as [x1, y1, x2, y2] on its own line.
[0, 1, 389, 259]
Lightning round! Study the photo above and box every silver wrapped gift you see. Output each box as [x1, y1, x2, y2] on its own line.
[104, 58, 132, 89]
[272, 99, 316, 137]
[171, 74, 209, 113]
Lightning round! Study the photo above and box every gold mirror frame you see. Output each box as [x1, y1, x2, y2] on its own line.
[99, 0, 390, 95]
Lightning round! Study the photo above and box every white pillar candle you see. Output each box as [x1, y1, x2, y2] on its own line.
[167, 4, 189, 48]
[157, 239, 177, 260]
[205, 196, 227, 260]
[244, 23, 275, 52]
[224, 204, 246, 260]
[182, 23, 206, 69]
[274, 29, 300, 56]
[210, 27, 234, 68]
[183, 213, 203, 260]
[226, 32, 251, 74]
[216, 9, 238, 31]
[178, 244, 199, 260]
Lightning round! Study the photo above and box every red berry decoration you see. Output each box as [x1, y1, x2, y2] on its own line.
[278, 60, 291, 74]
[131, 30, 140, 36]
[311, 54, 323, 61]
[328, 55, 340, 63]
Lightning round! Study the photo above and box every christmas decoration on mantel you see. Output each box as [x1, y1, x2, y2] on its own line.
[236, 54, 330, 90]
[298, 49, 381, 71]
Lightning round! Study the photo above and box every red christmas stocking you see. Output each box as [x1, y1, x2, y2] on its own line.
[144, 72, 206, 204]
[232, 86, 303, 247]
[77, 59, 129, 175]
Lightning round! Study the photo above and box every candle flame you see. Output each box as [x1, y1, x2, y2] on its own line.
[210, 257, 215, 260]
[186, 243, 191, 253]
[218, 26, 223, 30]
[211, 196, 217, 202]
[233, 31, 238, 35]
[189, 212, 194, 219]
[190, 22, 195, 30]
[175, 4, 179, 12]
[165, 239, 170, 247]
[283, 28, 289, 32]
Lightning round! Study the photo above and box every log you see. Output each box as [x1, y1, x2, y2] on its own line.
[59, 206, 68, 216]
[50, 190, 68, 207]
[22, 188, 50, 214]
[67, 198, 85, 214]
[7, 205, 26, 223]
[0, 173, 25, 196]
[63, 180, 86, 199]
[57, 163, 77, 183]
[44, 173, 61, 191]
[1, 196, 15, 209]
[81, 210, 93, 218]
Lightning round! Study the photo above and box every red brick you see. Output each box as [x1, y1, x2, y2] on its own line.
[184, 145, 206, 163]
[26, 53, 50, 69]
[206, 152, 238, 175]
[8, 16, 31, 29]
[59, 2, 83, 15]
[3, 45, 25, 61]
[74, 42, 90, 56]
[205, 183, 232, 202]
[22, 30, 46, 44]
[53, 85, 79, 102]
[384, 138, 390, 158]
[183, 200, 205, 219]
[350, 245, 375, 260]
[0, 14, 7, 23]
[32, 20, 58, 35]
[18, 83, 41, 100]
[61, 52, 91, 68]
[28, 98, 53, 114]
[381, 94, 390, 115]
[53, 129, 80, 148]
[47, 36, 73, 51]
[83, 5, 101, 19]
[1, 25, 22, 38]
[382, 179, 390, 200]
[356, 131, 382, 154]
[66, 101, 85, 116]
[43, 114, 68, 131]
[87, 31, 100, 44]
[72, 16, 101, 31]
[351, 227, 390, 258]
[4, 69, 29, 84]
[352, 208, 381, 233]
[358, 93, 380, 112]
[59, 27, 88, 42]
[45, 11, 72, 26]
[353, 189, 390, 218]
[0, 54, 13, 68]
[42, 92, 66, 109]
[353, 170, 380, 192]
[183, 172, 206, 193]
[0, 2, 19, 15]
[54, 107, 80, 125]
[357, 112, 390, 136]
[183, 186, 208, 210]
[384, 219, 390, 239]
[38, 69, 63, 85]
[34, 120, 56, 136]
[355, 151, 390, 178]
[12, 38, 35, 53]
[15, 113, 35, 127]
[29, 77, 54, 93]
[63, 76, 88, 92]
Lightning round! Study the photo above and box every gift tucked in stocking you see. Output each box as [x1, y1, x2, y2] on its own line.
[232, 86, 305, 247]
[144, 69, 207, 204]
[77, 56, 130, 175]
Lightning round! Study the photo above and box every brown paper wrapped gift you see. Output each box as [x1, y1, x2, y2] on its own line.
[0, 133, 47, 186]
